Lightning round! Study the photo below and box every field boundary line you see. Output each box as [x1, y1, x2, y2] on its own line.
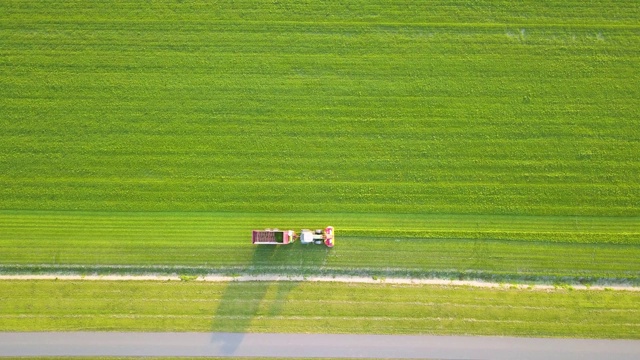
[1, 274, 638, 291]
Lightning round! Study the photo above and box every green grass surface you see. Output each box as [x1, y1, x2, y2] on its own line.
[1, 0, 639, 216]
[1, 211, 639, 284]
[1, 280, 639, 339]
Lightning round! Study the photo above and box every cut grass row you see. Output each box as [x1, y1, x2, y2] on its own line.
[3, 0, 639, 26]
[1, 211, 638, 284]
[1, 280, 639, 339]
[1, 1, 639, 216]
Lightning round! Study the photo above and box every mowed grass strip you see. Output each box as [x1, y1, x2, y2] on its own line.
[3, 0, 640, 25]
[1, 280, 639, 339]
[1, 1, 639, 216]
[1, 211, 638, 283]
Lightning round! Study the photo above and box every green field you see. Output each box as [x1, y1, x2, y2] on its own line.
[1, 1, 639, 280]
[1, 0, 639, 215]
[2, 280, 639, 338]
[1, 0, 639, 337]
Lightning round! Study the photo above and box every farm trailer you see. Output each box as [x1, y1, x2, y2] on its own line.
[252, 226, 334, 247]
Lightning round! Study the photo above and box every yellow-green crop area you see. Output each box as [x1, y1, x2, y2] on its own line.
[2, 280, 639, 338]
[0, 0, 639, 337]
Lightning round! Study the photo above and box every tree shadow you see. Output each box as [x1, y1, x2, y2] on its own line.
[210, 240, 329, 355]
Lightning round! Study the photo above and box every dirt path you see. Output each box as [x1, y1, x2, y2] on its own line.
[1, 274, 638, 291]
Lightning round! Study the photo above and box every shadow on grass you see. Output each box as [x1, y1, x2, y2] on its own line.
[210, 241, 329, 355]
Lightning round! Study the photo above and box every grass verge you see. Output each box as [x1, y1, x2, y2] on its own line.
[1, 280, 638, 339]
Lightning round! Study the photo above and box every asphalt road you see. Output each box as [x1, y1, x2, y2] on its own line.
[1, 332, 639, 359]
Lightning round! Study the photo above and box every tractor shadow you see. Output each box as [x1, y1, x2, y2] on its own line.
[210, 241, 330, 355]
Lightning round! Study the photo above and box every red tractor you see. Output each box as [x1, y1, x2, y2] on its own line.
[252, 226, 334, 248]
